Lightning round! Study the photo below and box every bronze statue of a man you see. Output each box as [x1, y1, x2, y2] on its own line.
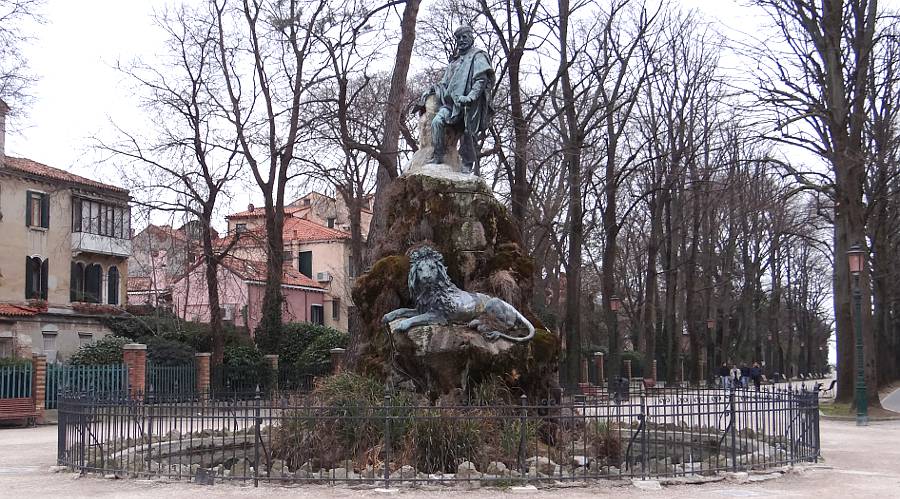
[421, 26, 495, 174]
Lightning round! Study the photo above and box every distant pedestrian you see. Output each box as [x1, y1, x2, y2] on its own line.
[740, 364, 751, 389]
[750, 362, 762, 391]
[730, 365, 741, 390]
[718, 363, 731, 389]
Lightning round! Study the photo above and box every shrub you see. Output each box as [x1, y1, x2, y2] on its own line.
[214, 344, 273, 392]
[0, 356, 31, 368]
[104, 312, 252, 352]
[401, 409, 484, 473]
[69, 336, 131, 365]
[146, 337, 195, 366]
[270, 372, 421, 469]
[280, 322, 337, 366]
[294, 328, 349, 368]
[589, 420, 623, 465]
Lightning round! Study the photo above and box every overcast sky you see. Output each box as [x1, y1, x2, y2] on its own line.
[6, 0, 769, 186]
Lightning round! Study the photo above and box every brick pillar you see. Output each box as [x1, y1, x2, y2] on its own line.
[624, 359, 632, 380]
[31, 353, 46, 424]
[265, 355, 279, 392]
[651, 359, 658, 382]
[580, 357, 589, 384]
[329, 348, 346, 374]
[594, 353, 605, 385]
[195, 353, 211, 395]
[122, 343, 147, 399]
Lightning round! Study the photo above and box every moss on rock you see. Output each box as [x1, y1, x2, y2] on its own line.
[350, 173, 560, 399]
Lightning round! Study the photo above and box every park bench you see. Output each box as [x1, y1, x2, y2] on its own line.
[0, 397, 38, 427]
[578, 383, 609, 402]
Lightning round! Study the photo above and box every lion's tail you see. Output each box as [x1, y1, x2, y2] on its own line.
[495, 306, 535, 344]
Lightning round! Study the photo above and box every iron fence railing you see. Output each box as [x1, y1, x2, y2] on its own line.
[45, 364, 127, 409]
[146, 363, 197, 401]
[57, 384, 819, 486]
[0, 363, 32, 399]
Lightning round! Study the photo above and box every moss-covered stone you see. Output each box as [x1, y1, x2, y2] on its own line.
[350, 173, 559, 399]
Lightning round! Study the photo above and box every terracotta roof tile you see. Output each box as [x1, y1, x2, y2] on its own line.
[283, 217, 349, 242]
[0, 304, 40, 317]
[2, 157, 128, 194]
[227, 205, 306, 219]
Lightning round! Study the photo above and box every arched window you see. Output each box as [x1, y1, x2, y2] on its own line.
[84, 264, 102, 303]
[25, 256, 47, 300]
[107, 266, 120, 305]
[70, 262, 85, 301]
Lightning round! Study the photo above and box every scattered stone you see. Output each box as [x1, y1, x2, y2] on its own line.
[48, 466, 67, 473]
[631, 479, 662, 490]
[230, 458, 251, 477]
[525, 456, 560, 475]
[486, 461, 507, 475]
[511, 485, 539, 493]
[457, 461, 480, 480]
[571, 455, 589, 467]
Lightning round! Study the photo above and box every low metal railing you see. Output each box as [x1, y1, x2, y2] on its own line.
[56, 384, 819, 486]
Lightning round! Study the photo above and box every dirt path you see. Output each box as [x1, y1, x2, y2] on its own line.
[1, 410, 899, 498]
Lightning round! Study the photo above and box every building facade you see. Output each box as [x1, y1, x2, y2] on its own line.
[0, 100, 132, 361]
[170, 256, 325, 333]
[222, 192, 370, 333]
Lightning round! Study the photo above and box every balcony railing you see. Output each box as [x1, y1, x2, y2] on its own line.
[71, 232, 131, 257]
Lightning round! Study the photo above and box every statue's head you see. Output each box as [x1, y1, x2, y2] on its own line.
[407, 245, 454, 299]
[454, 25, 475, 52]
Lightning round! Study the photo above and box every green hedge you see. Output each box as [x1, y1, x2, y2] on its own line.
[69, 336, 131, 365]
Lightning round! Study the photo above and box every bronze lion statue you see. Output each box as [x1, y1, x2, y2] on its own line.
[381, 245, 535, 343]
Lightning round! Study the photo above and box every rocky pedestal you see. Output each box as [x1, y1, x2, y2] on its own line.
[351, 170, 559, 401]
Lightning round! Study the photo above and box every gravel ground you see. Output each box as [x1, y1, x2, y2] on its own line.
[1, 403, 899, 498]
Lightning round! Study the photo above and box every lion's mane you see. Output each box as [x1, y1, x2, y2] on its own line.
[407, 246, 459, 317]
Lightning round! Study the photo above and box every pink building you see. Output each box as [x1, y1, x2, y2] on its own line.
[170, 256, 325, 333]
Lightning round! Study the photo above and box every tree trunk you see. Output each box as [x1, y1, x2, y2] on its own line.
[367, 0, 421, 264]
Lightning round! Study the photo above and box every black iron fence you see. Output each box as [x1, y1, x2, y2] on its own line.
[57, 385, 819, 486]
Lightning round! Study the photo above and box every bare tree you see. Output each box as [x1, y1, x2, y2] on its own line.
[0, 0, 43, 113]
[752, 0, 880, 405]
[98, 5, 242, 364]
[211, 0, 330, 351]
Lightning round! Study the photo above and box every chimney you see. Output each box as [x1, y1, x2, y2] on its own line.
[248, 203, 255, 212]
[0, 99, 8, 164]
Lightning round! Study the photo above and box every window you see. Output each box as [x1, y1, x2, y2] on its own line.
[70, 262, 85, 301]
[310, 304, 324, 325]
[71, 197, 129, 239]
[303, 199, 311, 206]
[107, 266, 120, 305]
[235, 223, 247, 234]
[332, 298, 341, 321]
[0, 338, 12, 358]
[78, 333, 93, 347]
[298, 251, 313, 278]
[327, 217, 335, 228]
[26, 191, 49, 228]
[42, 332, 56, 354]
[25, 256, 48, 300]
[84, 263, 102, 303]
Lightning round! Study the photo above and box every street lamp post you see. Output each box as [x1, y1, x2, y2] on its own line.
[609, 295, 621, 387]
[706, 318, 715, 384]
[847, 243, 868, 426]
